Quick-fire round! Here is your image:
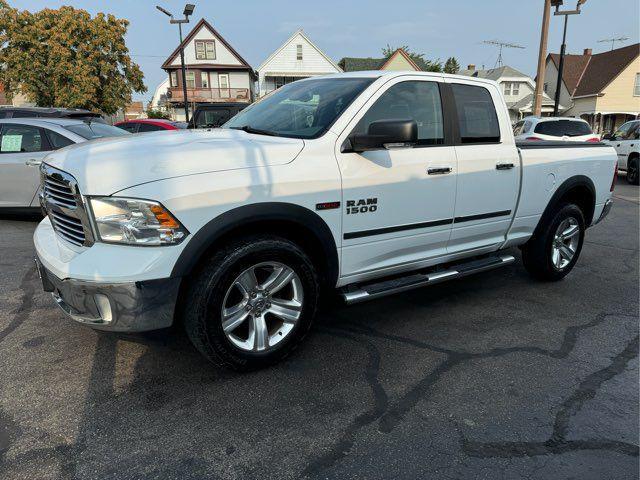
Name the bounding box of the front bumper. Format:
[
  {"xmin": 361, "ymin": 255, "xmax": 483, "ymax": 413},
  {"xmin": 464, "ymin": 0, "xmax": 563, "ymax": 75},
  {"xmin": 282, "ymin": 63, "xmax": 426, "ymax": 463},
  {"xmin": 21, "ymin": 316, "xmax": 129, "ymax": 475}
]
[{"xmin": 35, "ymin": 257, "xmax": 180, "ymax": 332}]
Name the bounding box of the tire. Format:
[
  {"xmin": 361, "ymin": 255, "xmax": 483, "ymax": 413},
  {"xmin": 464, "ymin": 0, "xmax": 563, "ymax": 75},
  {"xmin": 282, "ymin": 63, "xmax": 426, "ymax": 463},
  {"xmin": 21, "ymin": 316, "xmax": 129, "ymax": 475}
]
[
  {"xmin": 627, "ymin": 157, "xmax": 639, "ymax": 185},
  {"xmin": 522, "ymin": 203, "xmax": 585, "ymax": 281},
  {"xmin": 184, "ymin": 235, "xmax": 319, "ymax": 371}
]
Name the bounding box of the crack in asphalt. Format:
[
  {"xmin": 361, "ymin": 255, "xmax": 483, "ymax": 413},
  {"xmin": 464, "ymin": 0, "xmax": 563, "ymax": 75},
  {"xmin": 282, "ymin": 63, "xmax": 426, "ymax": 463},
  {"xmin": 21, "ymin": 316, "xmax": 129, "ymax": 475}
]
[
  {"xmin": 461, "ymin": 336, "xmax": 639, "ymax": 459},
  {"xmin": 302, "ymin": 312, "xmax": 638, "ymax": 477},
  {"xmin": 0, "ymin": 266, "xmax": 36, "ymax": 344}
]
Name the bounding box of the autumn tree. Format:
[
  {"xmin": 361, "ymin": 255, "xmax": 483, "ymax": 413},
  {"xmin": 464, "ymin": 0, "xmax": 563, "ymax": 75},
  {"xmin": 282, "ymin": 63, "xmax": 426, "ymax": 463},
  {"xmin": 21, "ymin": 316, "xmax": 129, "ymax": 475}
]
[
  {"xmin": 0, "ymin": 1, "xmax": 146, "ymax": 114},
  {"xmin": 444, "ymin": 57, "xmax": 461, "ymax": 74},
  {"xmin": 382, "ymin": 44, "xmax": 443, "ymax": 72}
]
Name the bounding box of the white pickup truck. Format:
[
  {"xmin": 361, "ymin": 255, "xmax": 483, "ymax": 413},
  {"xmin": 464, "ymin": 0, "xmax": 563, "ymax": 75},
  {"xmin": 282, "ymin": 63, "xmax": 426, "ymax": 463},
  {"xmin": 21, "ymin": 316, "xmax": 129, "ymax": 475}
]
[{"xmin": 34, "ymin": 72, "xmax": 617, "ymax": 370}]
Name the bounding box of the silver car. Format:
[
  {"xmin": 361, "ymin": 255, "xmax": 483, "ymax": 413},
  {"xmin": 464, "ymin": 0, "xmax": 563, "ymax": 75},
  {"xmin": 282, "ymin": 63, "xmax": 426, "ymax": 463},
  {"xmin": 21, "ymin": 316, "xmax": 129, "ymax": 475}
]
[{"xmin": 0, "ymin": 118, "xmax": 129, "ymax": 214}]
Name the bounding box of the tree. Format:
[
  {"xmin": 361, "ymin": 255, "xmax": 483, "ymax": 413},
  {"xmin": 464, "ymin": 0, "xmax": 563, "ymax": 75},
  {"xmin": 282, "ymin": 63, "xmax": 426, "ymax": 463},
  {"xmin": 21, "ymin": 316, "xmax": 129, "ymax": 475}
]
[
  {"xmin": 0, "ymin": 1, "xmax": 146, "ymax": 114},
  {"xmin": 146, "ymin": 108, "xmax": 171, "ymax": 120},
  {"xmin": 382, "ymin": 44, "xmax": 442, "ymax": 72},
  {"xmin": 444, "ymin": 57, "xmax": 461, "ymax": 74}
]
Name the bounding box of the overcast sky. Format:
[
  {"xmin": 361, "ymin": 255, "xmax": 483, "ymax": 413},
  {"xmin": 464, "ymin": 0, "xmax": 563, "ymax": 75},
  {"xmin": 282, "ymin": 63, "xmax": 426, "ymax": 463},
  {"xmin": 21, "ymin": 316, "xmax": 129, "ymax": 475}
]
[{"xmin": 9, "ymin": 0, "xmax": 640, "ymax": 102}]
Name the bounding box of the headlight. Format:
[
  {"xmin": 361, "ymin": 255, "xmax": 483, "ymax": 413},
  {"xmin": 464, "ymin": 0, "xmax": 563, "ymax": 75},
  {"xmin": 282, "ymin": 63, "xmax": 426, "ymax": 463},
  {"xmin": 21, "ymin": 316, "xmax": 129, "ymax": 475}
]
[{"xmin": 89, "ymin": 197, "xmax": 188, "ymax": 245}]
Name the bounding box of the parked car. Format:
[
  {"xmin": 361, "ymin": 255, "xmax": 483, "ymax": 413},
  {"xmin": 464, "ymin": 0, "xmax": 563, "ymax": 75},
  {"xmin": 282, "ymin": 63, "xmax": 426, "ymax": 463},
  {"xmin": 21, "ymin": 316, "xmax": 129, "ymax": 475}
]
[
  {"xmin": 189, "ymin": 103, "xmax": 248, "ymax": 129},
  {"xmin": 0, "ymin": 118, "xmax": 129, "ymax": 214},
  {"xmin": 0, "ymin": 107, "xmax": 105, "ymax": 123},
  {"xmin": 115, "ymin": 118, "xmax": 188, "ymax": 133},
  {"xmin": 34, "ymin": 72, "xmax": 616, "ymax": 370},
  {"xmin": 513, "ymin": 116, "xmax": 599, "ymax": 142},
  {"xmin": 602, "ymin": 120, "xmax": 639, "ymax": 185}
]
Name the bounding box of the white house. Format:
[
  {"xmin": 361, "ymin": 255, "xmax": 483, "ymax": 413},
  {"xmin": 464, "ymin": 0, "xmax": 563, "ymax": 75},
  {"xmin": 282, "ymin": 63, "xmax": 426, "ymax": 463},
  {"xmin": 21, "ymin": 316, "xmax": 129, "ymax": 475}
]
[
  {"xmin": 149, "ymin": 77, "xmax": 170, "ymax": 113},
  {"xmin": 459, "ymin": 65, "xmax": 561, "ymax": 122},
  {"xmin": 161, "ymin": 18, "xmax": 256, "ymax": 121},
  {"xmin": 256, "ymin": 30, "xmax": 342, "ymax": 98}
]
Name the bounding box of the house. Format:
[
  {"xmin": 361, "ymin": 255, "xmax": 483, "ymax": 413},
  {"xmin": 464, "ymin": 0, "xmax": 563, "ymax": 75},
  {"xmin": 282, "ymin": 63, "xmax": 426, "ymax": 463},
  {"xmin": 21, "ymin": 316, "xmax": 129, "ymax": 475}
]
[
  {"xmin": 459, "ymin": 65, "xmax": 560, "ymax": 123},
  {"xmin": 256, "ymin": 30, "xmax": 342, "ymax": 97},
  {"xmin": 161, "ymin": 18, "xmax": 256, "ymax": 121},
  {"xmin": 124, "ymin": 101, "xmax": 145, "ymax": 120},
  {"xmin": 338, "ymin": 48, "xmax": 425, "ymax": 72},
  {"xmin": 148, "ymin": 78, "xmax": 171, "ymax": 113},
  {"xmin": 543, "ymin": 44, "xmax": 640, "ymax": 133}
]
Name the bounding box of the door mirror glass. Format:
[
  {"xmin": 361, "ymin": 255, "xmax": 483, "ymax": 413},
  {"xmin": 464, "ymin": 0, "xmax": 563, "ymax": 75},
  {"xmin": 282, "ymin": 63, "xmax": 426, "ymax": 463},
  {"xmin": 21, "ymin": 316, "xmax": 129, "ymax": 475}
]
[{"xmin": 346, "ymin": 119, "xmax": 418, "ymax": 153}]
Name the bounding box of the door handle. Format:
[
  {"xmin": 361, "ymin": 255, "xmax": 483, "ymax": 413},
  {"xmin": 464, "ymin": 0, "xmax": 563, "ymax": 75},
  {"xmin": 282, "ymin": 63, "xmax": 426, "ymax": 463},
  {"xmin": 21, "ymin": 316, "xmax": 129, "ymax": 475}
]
[
  {"xmin": 496, "ymin": 163, "xmax": 515, "ymax": 170},
  {"xmin": 427, "ymin": 167, "xmax": 452, "ymax": 175},
  {"xmin": 25, "ymin": 159, "xmax": 42, "ymax": 167}
]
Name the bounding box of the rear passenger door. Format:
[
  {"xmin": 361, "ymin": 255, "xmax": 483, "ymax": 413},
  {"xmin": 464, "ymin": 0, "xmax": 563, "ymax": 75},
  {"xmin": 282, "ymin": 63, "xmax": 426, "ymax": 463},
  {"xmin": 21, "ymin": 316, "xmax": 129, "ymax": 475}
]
[{"xmin": 445, "ymin": 80, "xmax": 520, "ymax": 253}]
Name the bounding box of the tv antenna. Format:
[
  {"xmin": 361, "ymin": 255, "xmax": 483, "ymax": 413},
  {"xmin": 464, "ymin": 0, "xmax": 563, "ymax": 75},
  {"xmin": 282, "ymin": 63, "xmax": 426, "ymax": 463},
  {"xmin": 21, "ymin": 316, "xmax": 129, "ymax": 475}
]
[
  {"xmin": 597, "ymin": 36, "xmax": 629, "ymax": 51},
  {"xmin": 482, "ymin": 40, "xmax": 525, "ymax": 68}
]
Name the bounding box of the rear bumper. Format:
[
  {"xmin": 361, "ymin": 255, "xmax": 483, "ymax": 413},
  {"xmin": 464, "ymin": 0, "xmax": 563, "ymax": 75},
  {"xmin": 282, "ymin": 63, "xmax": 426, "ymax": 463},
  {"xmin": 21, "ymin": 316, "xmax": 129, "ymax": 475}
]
[{"xmin": 35, "ymin": 257, "xmax": 180, "ymax": 332}]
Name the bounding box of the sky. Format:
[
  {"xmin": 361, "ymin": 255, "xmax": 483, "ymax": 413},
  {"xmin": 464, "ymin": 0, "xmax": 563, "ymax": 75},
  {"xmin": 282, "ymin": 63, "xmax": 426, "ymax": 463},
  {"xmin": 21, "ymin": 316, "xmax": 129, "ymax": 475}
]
[{"xmin": 8, "ymin": 0, "xmax": 640, "ymax": 102}]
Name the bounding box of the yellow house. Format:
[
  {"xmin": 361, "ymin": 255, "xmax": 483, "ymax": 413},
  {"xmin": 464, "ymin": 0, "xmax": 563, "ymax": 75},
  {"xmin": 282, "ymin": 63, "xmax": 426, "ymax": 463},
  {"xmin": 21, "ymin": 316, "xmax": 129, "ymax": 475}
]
[
  {"xmin": 544, "ymin": 43, "xmax": 640, "ymax": 133},
  {"xmin": 338, "ymin": 49, "xmax": 423, "ymax": 72}
]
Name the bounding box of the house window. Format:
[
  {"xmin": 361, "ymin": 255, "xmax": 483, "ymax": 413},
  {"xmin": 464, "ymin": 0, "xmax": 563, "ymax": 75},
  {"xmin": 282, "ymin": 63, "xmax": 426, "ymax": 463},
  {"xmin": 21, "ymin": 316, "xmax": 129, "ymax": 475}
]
[
  {"xmin": 185, "ymin": 72, "xmax": 195, "ymax": 89},
  {"xmin": 634, "ymin": 73, "xmax": 640, "ymax": 96},
  {"xmin": 504, "ymin": 82, "xmax": 520, "ymax": 97},
  {"xmin": 170, "ymin": 71, "xmax": 178, "ymax": 87},
  {"xmin": 503, "ymin": 83, "xmax": 511, "ymax": 96},
  {"xmin": 512, "ymin": 82, "xmax": 520, "ymax": 96},
  {"xmin": 273, "ymin": 76, "xmax": 301, "ymax": 89},
  {"xmin": 195, "ymin": 40, "xmax": 215, "ymax": 60},
  {"xmin": 201, "ymin": 72, "xmax": 209, "ymax": 89},
  {"xmin": 543, "ymin": 82, "xmax": 548, "ymax": 93},
  {"xmin": 296, "ymin": 44, "xmax": 303, "ymax": 61}
]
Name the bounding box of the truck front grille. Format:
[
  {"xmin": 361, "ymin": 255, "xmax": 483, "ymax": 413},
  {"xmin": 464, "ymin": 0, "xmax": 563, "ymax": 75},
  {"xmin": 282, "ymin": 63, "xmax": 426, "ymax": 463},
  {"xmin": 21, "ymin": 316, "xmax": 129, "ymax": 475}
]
[{"xmin": 40, "ymin": 165, "xmax": 94, "ymax": 247}]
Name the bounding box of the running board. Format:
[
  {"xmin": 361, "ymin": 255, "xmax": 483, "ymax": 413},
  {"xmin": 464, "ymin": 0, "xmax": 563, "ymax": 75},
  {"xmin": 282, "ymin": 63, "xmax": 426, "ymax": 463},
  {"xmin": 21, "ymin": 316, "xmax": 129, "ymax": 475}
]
[{"xmin": 341, "ymin": 254, "xmax": 516, "ymax": 305}]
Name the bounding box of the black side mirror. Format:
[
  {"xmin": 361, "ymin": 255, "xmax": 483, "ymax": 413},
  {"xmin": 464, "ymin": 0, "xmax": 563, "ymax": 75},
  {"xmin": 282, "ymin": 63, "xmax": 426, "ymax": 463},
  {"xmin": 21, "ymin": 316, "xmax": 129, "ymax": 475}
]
[
  {"xmin": 602, "ymin": 133, "xmax": 614, "ymax": 141},
  {"xmin": 344, "ymin": 119, "xmax": 418, "ymax": 153}
]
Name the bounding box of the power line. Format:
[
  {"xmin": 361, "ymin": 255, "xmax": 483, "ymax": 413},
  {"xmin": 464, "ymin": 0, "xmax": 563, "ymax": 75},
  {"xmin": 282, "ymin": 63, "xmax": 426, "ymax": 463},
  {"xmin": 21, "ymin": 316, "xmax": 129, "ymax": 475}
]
[{"xmin": 482, "ymin": 40, "xmax": 525, "ymax": 68}]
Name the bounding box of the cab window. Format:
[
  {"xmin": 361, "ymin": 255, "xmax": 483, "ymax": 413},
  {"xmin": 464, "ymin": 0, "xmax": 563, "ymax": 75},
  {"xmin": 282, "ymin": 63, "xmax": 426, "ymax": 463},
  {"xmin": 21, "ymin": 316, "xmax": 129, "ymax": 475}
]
[{"xmin": 451, "ymin": 84, "xmax": 501, "ymax": 143}]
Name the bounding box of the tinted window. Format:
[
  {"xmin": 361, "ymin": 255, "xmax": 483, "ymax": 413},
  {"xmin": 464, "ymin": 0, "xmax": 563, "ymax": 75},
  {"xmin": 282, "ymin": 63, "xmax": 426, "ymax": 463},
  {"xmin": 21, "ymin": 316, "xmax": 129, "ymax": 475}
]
[
  {"xmin": 65, "ymin": 123, "xmax": 130, "ymax": 139},
  {"xmin": 12, "ymin": 111, "xmax": 35, "ymax": 118},
  {"xmin": 196, "ymin": 109, "xmax": 232, "ymax": 128},
  {"xmin": 45, "ymin": 129, "xmax": 74, "ymax": 149},
  {"xmin": 117, "ymin": 123, "xmax": 139, "ymax": 133},
  {"xmin": 535, "ymin": 120, "xmax": 592, "ymax": 137},
  {"xmin": 0, "ymin": 125, "xmax": 43, "ymax": 153},
  {"xmin": 225, "ymin": 78, "xmax": 374, "ymax": 139},
  {"xmin": 613, "ymin": 122, "xmax": 639, "ymax": 140},
  {"xmin": 451, "ymin": 84, "xmax": 500, "ymax": 143},
  {"xmin": 353, "ymin": 81, "xmax": 444, "ymax": 145},
  {"xmin": 0, "ymin": 111, "xmax": 8, "ymax": 119},
  {"xmin": 138, "ymin": 123, "xmax": 165, "ymax": 132}
]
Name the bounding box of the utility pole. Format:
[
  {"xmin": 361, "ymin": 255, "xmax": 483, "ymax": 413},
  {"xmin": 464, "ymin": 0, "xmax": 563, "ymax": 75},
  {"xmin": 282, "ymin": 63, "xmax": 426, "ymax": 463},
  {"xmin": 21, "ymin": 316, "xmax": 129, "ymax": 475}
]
[{"xmin": 533, "ymin": 0, "xmax": 552, "ymax": 116}]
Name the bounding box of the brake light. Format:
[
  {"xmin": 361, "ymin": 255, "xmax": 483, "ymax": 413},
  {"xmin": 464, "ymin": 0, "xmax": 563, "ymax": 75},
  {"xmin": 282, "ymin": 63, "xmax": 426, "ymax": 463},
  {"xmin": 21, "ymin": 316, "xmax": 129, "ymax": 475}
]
[
  {"xmin": 611, "ymin": 161, "xmax": 618, "ymax": 192},
  {"xmin": 586, "ymin": 137, "xmax": 600, "ymax": 143},
  {"xmin": 526, "ymin": 136, "xmax": 543, "ymax": 141}
]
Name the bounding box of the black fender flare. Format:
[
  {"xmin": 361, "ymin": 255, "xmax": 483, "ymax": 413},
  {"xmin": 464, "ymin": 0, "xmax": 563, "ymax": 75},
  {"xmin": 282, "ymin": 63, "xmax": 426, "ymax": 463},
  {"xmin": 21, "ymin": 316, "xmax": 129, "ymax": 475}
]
[
  {"xmin": 534, "ymin": 175, "xmax": 596, "ymax": 236},
  {"xmin": 171, "ymin": 202, "xmax": 339, "ymax": 285}
]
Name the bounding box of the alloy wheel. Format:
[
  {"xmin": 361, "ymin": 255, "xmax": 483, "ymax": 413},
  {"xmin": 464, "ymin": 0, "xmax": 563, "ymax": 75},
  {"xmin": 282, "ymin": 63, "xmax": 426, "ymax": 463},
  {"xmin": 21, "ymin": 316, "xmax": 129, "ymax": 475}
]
[{"xmin": 551, "ymin": 217, "xmax": 580, "ymax": 270}]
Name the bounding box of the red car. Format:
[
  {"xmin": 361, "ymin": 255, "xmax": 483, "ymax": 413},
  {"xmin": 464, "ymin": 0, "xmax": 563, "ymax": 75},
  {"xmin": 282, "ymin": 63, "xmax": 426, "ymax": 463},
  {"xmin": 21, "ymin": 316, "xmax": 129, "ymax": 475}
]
[{"xmin": 114, "ymin": 118, "xmax": 187, "ymax": 133}]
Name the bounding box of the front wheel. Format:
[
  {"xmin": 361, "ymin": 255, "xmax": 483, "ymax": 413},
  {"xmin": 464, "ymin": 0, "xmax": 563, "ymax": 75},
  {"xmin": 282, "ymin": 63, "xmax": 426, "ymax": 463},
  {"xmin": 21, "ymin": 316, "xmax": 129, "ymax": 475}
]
[
  {"xmin": 522, "ymin": 203, "xmax": 585, "ymax": 281},
  {"xmin": 184, "ymin": 235, "xmax": 319, "ymax": 371},
  {"xmin": 627, "ymin": 157, "xmax": 639, "ymax": 185}
]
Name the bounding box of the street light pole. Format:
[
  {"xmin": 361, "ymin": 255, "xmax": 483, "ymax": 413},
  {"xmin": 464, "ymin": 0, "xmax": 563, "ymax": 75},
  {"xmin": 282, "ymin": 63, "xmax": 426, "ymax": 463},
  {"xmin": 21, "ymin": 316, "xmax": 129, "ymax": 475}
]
[{"xmin": 156, "ymin": 4, "xmax": 195, "ymax": 123}]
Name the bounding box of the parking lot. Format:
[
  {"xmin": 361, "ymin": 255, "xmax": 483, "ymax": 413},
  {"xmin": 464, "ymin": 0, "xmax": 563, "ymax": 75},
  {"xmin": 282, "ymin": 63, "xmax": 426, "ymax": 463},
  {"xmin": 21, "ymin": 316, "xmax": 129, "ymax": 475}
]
[{"xmin": 0, "ymin": 181, "xmax": 638, "ymax": 480}]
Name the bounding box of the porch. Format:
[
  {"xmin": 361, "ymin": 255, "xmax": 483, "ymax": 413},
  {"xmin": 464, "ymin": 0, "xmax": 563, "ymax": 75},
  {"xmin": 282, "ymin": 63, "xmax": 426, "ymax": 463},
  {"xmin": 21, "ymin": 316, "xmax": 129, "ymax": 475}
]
[
  {"xmin": 579, "ymin": 112, "xmax": 640, "ymax": 134},
  {"xmin": 168, "ymin": 87, "xmax": 251, "ymax": 104}
]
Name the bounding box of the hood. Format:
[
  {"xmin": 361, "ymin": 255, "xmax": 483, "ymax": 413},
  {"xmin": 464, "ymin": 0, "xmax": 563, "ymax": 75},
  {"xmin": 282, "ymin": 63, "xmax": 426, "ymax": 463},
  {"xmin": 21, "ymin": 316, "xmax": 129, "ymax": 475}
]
[{"xmin": 44, "ymin": 129, "xmax": 304, "ymax": 195}]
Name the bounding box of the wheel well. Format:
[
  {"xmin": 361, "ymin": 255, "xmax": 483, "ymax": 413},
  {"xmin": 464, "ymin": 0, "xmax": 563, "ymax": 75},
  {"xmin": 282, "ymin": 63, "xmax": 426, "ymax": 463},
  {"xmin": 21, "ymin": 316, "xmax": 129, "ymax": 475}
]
[
  {"xmin": 556, "ymin": 184, "xmax": 595, "ymax": 225},
  {"xmin": 629, "ymin": 152, "xmax": 639, "ymax": 163}
]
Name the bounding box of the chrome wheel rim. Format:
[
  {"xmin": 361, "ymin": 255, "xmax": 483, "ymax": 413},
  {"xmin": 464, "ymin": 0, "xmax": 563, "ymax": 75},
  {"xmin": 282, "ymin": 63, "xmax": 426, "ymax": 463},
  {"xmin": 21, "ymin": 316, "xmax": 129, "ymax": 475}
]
[
  {"xmin": 221, "ymin": 262, "xmax": 303, "ymax": 352},
  {"xmin": 551, "ymin": 217, "xmax": 580, "ymax": 270}
]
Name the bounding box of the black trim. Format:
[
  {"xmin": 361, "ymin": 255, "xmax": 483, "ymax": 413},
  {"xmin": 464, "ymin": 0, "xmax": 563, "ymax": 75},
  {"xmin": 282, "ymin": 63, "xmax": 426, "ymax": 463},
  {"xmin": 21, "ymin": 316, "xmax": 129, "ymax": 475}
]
[
  {"xmin": 534, "ymin": 175, "xmax": 596, "ymax": 230},
  {"xmin": 440, "ymin": 82, "xmax": 461, "ymax": 145},
  {"xmin": 344, "ymin": 218, "xmax": 453, "ymax": 240},
  {"xmin": 454, "ymin": 210, "xmax": 511, "ymax": 223},
  {"xmin": 517, "ymin": 141, "xmax": 608, "ymax": 149},
  {"xmin": 170, "ymin": 202, "xmax": 339, "ymax": 286}
]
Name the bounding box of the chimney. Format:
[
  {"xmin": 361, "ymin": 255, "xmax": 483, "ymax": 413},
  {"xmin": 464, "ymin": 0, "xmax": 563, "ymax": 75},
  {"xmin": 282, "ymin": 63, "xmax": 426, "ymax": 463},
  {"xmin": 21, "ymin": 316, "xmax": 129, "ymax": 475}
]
[
  {"xmin": 583, "ymin": 48, "xmax": 592, "ymax": 56},
  {"xmin": 467, "ymin": 64, "xmax": 476, "ymax": 71}
]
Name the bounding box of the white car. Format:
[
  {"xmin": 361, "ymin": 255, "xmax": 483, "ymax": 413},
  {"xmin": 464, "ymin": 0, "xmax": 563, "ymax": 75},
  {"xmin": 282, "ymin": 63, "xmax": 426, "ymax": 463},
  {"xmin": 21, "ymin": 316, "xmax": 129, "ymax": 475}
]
[
  {"xmin": 602, "ymin": 120, "xmax": 639, "ymax": 185},
  {"xmin": 33, "ymin": 72, "xmax": 617, "ymax": 370},
  {"xmin": 0, "ymin": 118, "xmax": 129, "ymax": 214},
  {"xmin": 513, "ymin": 116, "xmax": 599, "ymax": 143}
]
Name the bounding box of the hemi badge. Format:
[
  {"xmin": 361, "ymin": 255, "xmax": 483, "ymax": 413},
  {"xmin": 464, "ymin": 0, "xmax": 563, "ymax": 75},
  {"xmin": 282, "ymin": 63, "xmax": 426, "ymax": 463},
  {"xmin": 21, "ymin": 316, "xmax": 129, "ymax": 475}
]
[{"xmin": 316, "ymin": 201, "xmax": 341, "ymax": 211}]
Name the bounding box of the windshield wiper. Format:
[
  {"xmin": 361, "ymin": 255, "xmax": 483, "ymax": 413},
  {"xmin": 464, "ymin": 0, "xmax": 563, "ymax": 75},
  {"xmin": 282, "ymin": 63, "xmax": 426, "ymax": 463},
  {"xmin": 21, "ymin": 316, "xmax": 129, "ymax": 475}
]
[{"xmin": 229, "ymin": 125, "xmax": 280, "ymax": 137}]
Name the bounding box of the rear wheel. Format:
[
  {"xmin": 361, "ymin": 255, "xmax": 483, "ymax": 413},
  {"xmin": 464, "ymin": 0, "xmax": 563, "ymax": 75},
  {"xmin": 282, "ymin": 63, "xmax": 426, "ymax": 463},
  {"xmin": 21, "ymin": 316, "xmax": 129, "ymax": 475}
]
[
  {"xmin": 184, "ymin": 235, "xmax": 319, "ymax": 371},
  {"xmin": 522, "ymin": 203, "xmax": 585, "ymax": 281},
  {"xmin": 627, "ymin": 157, "xmax": 639, "ymax": 185}
]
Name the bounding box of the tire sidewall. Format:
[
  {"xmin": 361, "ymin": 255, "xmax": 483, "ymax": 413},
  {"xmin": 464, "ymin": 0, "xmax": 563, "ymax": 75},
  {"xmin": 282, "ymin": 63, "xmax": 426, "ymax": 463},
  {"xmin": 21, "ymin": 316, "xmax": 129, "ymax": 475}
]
[
  {"xmin": 627, "ymin": 158, "xmax": 639, "ymax": 185},
  {"xmin": 543, "ymin": 204, "xmax": 585, "ymax": 279},
  {"xmin": 199, "ymin": 238, "xmax": 318, "ymax": 368}
]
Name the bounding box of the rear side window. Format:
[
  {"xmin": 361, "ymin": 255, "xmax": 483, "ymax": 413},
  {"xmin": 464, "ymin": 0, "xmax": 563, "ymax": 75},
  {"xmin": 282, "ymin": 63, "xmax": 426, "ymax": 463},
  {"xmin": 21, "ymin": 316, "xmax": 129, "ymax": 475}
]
[
  {"xmin": 45, "ymin": 129, "xmax": 74, "ymax": 149},
  {"xmin": 354, "ymin": 81, "xmax": 445, "ymax": 145},
  {"xmin": 196, "ymin": 109, "xmax": 232, "ymax": 128},
  {"xmin": 138, "ymin": 123, "xmax": 165, "ymax": 132},
  {"xmin": 535, "ymin": 120, "xmax": 592, "ymax": 137},
  {"xmin": 451, "ymin": 84, "xmax": 500, "ymax": 143},
  {"xmin": 0, "ymin": 124, "xmax": 44, "ymax": 152}
]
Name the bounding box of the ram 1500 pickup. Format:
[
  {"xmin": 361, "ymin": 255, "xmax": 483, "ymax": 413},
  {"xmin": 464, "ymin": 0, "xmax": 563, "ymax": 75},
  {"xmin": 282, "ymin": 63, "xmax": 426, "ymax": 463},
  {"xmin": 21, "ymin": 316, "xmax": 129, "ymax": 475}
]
[{"xmin": 34, "ymin": 72, "xmax": 617, "ymax": 370}]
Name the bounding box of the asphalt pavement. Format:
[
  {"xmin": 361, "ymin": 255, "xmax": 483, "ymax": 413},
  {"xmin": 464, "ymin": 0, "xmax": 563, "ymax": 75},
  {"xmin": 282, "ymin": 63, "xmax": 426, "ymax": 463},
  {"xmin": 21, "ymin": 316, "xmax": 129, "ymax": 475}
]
[{"xmin": 0, "ymin": 182, "xmax": 638, "ymax": 480}]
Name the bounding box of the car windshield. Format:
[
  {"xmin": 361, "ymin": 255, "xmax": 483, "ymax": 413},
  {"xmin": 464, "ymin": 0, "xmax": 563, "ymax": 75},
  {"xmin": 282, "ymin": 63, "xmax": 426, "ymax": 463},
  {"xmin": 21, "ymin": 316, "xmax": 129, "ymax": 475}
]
[
  {"xmin": 65, "ymin": 122, "xmax": 130, "ymax": 140},
  {"xmin": 224, "ymin": 77, "xmax": 374, "ymax": 139}
]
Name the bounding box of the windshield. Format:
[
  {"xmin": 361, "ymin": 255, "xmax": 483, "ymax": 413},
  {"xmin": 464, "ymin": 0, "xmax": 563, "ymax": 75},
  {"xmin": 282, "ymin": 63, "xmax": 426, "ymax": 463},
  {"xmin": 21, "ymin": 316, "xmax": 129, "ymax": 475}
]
[
  {"xmin": 65, "ymin": 123, "xmax": 130, "ymax": 140},
  {"xmin": 224, "ymin": 77, "xmax": 374, "ymax": 139}
]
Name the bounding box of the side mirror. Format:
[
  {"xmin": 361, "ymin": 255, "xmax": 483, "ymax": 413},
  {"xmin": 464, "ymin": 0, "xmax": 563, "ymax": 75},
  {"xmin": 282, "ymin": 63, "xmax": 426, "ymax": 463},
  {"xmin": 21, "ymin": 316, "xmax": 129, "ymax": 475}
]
[
  {"xmin": 602, "ymin": 133, "xmax": 614, "ymax": 141},
  {"xmin": 344, "ymin": 119, "xmax": 418, "ymax": 153}
]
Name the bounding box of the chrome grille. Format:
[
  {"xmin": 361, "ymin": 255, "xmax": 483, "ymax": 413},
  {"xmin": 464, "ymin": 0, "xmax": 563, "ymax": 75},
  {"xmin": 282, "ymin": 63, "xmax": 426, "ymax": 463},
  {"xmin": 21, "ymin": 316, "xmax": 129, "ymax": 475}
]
[{"xmin": 40, "ymin": 165, "xmax": 94, "ymax": 247}]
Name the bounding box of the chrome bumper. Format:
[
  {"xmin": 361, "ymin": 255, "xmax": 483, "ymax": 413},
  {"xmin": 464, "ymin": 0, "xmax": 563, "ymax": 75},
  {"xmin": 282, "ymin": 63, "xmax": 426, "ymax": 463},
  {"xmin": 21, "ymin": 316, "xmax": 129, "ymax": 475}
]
[
  {"xmin": 35, "ymin": 258, "xmax": 180, "ymax": 332},
  {"xmin": 593, "ymin": 198, "xmax": 613, "ymax": 225}
]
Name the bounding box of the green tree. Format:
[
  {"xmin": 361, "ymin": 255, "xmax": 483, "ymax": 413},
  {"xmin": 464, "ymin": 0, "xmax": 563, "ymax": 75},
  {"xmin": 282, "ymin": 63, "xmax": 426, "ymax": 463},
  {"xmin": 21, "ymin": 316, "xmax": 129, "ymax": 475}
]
[
  {"xmin": 444, "ymin": 57, "xmax": 461, "ymax": 74},
  {"xmin": 0, "ymin": 1, "xmax": 146, "ymax": 114},
  {"xmin": 146, "ymin": 108, "xmax": 171, "ymax": 120},
  {"xmin": 382, "ymin": 44, "xmax": 442, "ymax": 72}
]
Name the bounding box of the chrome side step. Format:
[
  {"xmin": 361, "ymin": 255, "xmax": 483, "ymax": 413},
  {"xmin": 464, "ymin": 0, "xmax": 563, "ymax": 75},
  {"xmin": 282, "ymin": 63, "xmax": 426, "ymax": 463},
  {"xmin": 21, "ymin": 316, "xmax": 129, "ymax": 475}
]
[{"xmin": 341, "ymin": 254, "xmax": 516, "ymax": 305}]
